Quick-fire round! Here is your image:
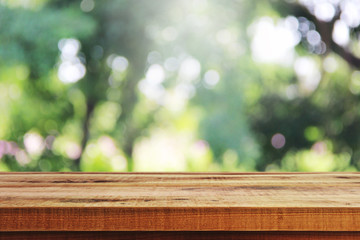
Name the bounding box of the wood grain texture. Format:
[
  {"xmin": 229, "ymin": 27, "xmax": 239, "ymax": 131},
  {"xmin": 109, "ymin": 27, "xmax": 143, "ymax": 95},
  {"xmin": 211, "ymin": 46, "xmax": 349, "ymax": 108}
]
[
  {"xmin": 1, "ymin": 232, "xmax": 360, "ymax": 240},
  {"xmin": 1, "ymin": 172, "xmax": 360, "ymax": 231}
]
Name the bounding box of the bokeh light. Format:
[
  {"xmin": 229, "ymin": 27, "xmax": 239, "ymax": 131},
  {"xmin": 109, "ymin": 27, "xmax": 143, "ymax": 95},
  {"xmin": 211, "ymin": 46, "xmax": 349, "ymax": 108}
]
[
  {"xmin": 1, "ymin": 0, "xmax": 360, "ymax": 173},
  {"xmin": 58, "ymin": 38, "xmax": 86, "ymax": 83},
  {"xmin": 250, "ymin": 16, "xmax": 300, "ymax": 65},
  {"xmin": 271, "ymin": 133, "xmax": 286, "ymax": 149}
]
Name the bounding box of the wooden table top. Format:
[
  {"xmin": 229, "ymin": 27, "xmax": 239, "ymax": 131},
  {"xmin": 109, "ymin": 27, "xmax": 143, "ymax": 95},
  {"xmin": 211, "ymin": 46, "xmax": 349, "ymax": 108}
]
[{"xmin": 1, "ymin": 172, "xmax": 360, "ymax": 231}]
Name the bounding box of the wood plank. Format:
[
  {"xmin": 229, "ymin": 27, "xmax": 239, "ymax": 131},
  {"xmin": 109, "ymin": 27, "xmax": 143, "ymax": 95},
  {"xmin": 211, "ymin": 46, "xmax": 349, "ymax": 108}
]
[
  {"xmin": 1, "ymin": 172, "xmax": 360, "ymax": 231},
  {"xmin": 1, "ymin": 231, "xmax": 360, "ymax": 240}
]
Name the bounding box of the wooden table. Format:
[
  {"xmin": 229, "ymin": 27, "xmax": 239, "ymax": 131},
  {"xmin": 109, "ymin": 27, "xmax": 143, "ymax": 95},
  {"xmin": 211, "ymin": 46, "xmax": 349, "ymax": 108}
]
[{"xmin": 1, "ymin": 172, "xmax": 360, "ymax": 239}]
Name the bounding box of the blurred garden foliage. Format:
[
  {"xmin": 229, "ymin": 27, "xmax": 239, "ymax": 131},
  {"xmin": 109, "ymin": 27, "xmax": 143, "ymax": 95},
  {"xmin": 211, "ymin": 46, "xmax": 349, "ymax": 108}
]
[{"xmin": 1, "ymin": 0, "xmax": 360, "ymax": 172}]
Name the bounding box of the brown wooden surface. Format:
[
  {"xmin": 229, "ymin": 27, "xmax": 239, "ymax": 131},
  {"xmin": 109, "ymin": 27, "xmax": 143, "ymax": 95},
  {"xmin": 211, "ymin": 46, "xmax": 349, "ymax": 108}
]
[
  {"xmin": 1, "ymin": 231, "xmax": 360, "ymax": 240},
  {"xmin": 1, "ymin": 172, "xmax": 360, "ymax": 231}
]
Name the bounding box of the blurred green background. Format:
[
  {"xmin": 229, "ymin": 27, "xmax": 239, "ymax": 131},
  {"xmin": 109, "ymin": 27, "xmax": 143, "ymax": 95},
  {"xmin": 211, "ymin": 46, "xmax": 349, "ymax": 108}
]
[{"xmin": 1, "ymin": 0, "xmax": 360, "ymax": 172}]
